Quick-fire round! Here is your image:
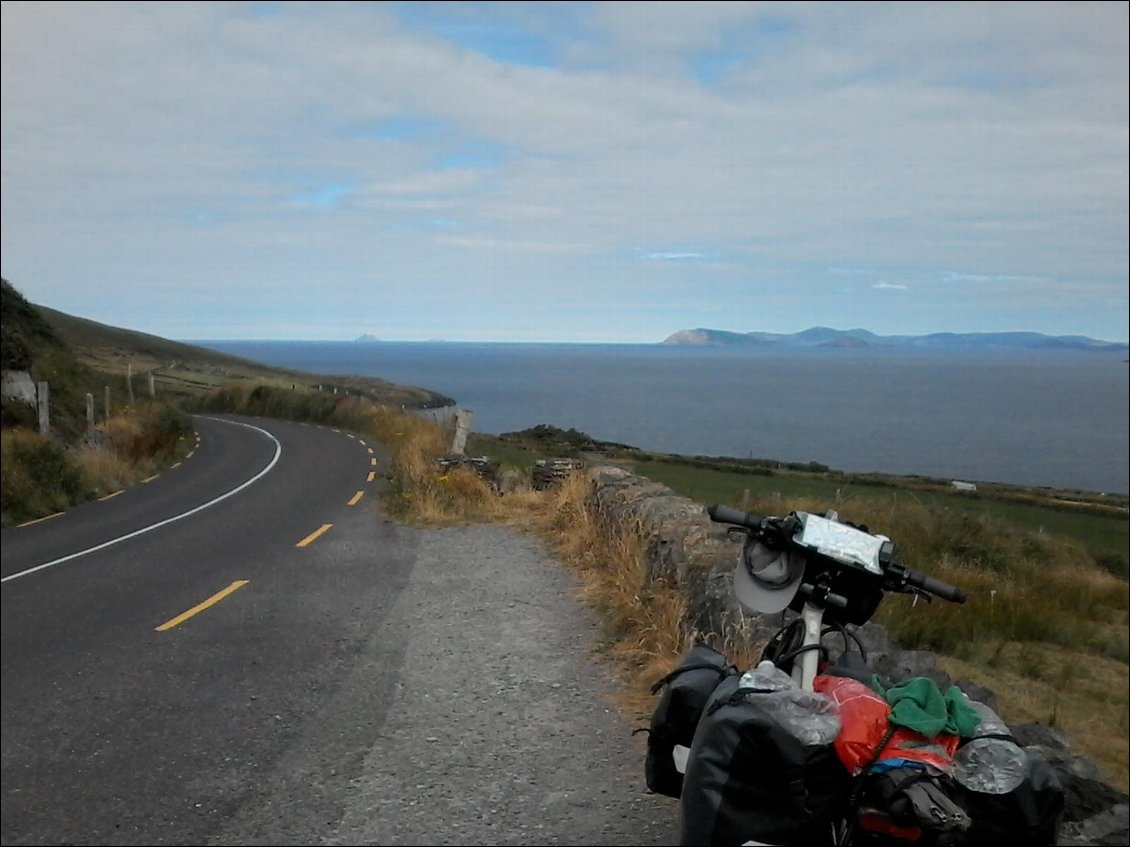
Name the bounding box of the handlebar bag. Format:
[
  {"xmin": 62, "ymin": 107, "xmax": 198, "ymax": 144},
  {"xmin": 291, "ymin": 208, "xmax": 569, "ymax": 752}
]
[
  {"xmin": 678, "ymin": 674, "xmax": 850, "ymax": 846},
  {"xmin": 643, "ymin": 643, "xmax": 739, "ymax": 798}
]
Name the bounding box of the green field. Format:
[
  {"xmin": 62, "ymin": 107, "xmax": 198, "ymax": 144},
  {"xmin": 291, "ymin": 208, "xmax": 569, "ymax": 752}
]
[
  {"xmin": 629, "ymin": 459, "xmax": 1129, "ymax": 569},
  {"xmin": 466, "ymin": 429, "xmax": 1128, "ymax": 575}
]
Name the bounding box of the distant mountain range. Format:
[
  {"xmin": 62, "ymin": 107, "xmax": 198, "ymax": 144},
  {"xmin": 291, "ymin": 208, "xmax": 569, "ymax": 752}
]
[{"xmin": 661, "ymin": 327, "xmax": 1128, "ymax": 351}]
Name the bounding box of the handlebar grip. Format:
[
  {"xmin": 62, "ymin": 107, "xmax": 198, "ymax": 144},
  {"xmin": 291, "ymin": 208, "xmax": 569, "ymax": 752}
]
[
  {"xmin": 905, "ymin": 570, "xmax": 967, "ymax": 603},
  {"xmin": 706, "ymin": 504, "xmax": 764, "ymax": 530}
]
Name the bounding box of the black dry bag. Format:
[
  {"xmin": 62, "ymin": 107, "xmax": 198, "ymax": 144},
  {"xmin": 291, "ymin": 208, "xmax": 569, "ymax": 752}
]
[
  {"xmin": 946, "ymin": 737, "xmax": 1065, "ymax": 846},
  {"xmin": 678, "ymin": 673, "xmax": 850, "ymax": 846},
  {"xmin": 643, "ymin": 643, "xmax": 738, "ymax": 798}
]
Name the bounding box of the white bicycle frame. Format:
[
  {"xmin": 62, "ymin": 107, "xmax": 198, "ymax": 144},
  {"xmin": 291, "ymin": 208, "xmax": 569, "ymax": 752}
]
[{"xmin": 793, "ymin": 602, "xmax": 826, "ymax": 691}]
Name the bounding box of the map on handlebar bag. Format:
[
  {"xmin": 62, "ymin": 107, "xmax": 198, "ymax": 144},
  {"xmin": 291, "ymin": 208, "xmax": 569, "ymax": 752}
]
[{"xmin": 793, "ymin": 512, "xmax": 888, "ymax": 575}]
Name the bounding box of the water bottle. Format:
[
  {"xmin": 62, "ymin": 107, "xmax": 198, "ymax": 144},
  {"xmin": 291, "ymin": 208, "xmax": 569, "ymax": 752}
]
[
  {"xmin": 952, "ymin": 700, "xmax": 1029, "ymax": 794},
  {"xmin": 738, "ymin": 661, "xmax": 841, "ymax": 747}
]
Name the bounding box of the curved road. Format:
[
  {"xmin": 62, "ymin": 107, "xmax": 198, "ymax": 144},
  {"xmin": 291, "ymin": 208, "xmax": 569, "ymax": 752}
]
[
  {"xmin": 1, "ymin": 415, "xmax": 412, "ymax": 846},
  {"xmin": 2, "ymin": 414, "xmax": 675, "ymax": 846}
]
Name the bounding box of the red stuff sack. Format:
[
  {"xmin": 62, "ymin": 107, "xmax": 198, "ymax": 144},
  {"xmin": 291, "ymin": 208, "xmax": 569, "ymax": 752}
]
[{"xmin": 813, "ymin": 675, "xmax": 959, "ymax": 774}]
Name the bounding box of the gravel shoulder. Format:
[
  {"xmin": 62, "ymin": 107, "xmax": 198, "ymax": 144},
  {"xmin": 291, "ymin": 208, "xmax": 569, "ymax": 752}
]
[{"xmin": 327, "ymin": 522, "xmax": 677, "ymax": 846}]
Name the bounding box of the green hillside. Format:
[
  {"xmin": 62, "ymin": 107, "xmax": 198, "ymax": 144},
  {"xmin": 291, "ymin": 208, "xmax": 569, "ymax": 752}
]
[{"xmin": 33, "ymin": 301, "xmax": 453, "ymax": 409}]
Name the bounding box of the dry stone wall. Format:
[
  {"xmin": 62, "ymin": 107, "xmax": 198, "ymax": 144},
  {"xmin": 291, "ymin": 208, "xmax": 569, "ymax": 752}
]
[{"xmin": 582, "ymin": 465, "xmax": 1128, "ymax": 846}]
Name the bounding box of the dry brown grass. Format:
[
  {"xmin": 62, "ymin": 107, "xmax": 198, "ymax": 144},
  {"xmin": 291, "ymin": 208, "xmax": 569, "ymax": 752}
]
[
  {"xmin": 361, "ymin": 405, "xmax": 512, "ymax": 525},
  {"xmin": 72, "ymin": 444, "xmax": 139, "ymax": 496},
  {"xmin": 505, "ymin": 472, "xmax": 735, "ymax": 720}
]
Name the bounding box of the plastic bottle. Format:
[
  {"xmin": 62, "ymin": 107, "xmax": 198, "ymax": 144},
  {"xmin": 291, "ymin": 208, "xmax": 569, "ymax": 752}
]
[
  {"xmin": 952, "ymin": 700, "xmax": 1029, "ymax": 794},
  {"xmin": 738, "ymin": 661, "xmax": 841, "ymax": 746},
  {"xmin": 738, "ymin": 660, "xmax": 796, "ymax": 692}
]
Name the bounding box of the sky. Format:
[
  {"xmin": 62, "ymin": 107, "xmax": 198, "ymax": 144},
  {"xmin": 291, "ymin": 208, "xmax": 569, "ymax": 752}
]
[{"xmin": 2, "ymin": 1, "xmax": 1127, "ymax": 344}]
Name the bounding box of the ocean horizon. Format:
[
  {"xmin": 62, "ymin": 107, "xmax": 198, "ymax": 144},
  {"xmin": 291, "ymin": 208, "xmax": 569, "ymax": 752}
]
[{"xmin": 194, "ymin": 340, "xmax": 1130, "ymax": 496}]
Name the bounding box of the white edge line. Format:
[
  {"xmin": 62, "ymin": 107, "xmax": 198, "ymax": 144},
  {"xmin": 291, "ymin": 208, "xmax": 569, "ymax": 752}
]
[{"xmin": 1, "ymin": 418, "xmax": 282, "ymax": 585}]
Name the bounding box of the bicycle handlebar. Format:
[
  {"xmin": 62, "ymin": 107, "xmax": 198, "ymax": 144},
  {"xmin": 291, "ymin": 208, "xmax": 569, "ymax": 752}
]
[
  {"xmin": 707, "ymin": 504, "xmax": 967, "ymax": 605},
  {"xmin": 706, "ymin": 504, "xmax": 764, "ymax": 530},
  {"xmin": 901, "ymin": 568, "xmax": 967, "ymax": 604}
]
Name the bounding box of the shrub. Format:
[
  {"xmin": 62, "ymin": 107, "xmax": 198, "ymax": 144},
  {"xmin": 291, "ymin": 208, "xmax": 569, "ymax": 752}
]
[{"xmin": 0, "ymin": 428, "xmax": 89, "ymax": 524}]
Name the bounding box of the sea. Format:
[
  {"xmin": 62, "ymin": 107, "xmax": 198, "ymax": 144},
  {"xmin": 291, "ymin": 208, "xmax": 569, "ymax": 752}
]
[{"xmin": 194, "ymin": 340, "xmax": 1130, "ymax": 496}]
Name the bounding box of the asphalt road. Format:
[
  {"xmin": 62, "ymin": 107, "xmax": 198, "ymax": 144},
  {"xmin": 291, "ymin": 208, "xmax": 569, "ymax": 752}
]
[{"xmin": 1, "ymin": 415, "xmax": 676, "ymax": 846}]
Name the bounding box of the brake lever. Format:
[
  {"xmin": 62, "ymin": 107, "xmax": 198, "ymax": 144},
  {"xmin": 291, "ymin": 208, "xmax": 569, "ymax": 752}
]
[{"xmin": 903, "ymin": 586, "xmax": 934, "ymax": 604}]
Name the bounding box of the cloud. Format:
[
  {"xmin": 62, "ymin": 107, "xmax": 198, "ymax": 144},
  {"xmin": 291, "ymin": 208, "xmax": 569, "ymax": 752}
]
[
  {"xmin": 644, "ymin": 252, "xmax": 710, "ymax": 262},
  {"xmin": 1, "ymin": 1, "xmax": 1126, "ymax": 342},
  {"xmin": 873, "ymin": 282, "xmax": 909, "ymax": 291}
]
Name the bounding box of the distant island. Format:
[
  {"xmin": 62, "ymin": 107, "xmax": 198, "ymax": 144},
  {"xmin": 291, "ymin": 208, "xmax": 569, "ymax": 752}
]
[
  {"xmin": 354, "ymin": 334, "xmax": 382, "ymax": 343},
  {"xmin": 661, "ymin": 327, "xmax": 1128, "ymax": 352}
]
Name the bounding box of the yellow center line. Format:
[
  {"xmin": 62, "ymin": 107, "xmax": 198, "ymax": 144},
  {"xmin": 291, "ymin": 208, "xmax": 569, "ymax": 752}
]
[
  {"xmin": 367, "ymin": 471, "xmax": 376, "ymax": 483},
  {"xmin": 155, "ymin": 580, "xmax": 249, "ymax": 632},
  {"xmin": 296, "ymin": 523, "xmax": 333, "ymax": 547},
  {"xmin": 142, "ymin": 473, "xmax": 160, "ymax": 483},
  {"xmin": 370, "ymin": 457, "xmax": 377, "ymax": 467},
  {"xmin": 99, "ymin": 490, "xmax": 124, "ymax": 501},
  {"xmin": 367, "ymin": 447, "xmax": 374, "ymax": 454},
  {"xmin": 347, "ymin": 491, "xmax": 364, "ymax": 506},
  {"xmin": 17, "ymin": 512, "xmax": 63, "ymax": 528},
  {"xmin": 359, "ymin": 440, "xmax": 367, "ymax": 447}
]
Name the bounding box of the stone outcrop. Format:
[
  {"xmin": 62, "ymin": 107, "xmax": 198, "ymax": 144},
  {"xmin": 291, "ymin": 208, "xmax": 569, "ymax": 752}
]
[
  {"xmin": 582, "ymin": 465, "xmax": 1129, "ymax": 846},
  {"xmin": 1, "ymin": 370, "xmax": 37, "ymax": 406}
]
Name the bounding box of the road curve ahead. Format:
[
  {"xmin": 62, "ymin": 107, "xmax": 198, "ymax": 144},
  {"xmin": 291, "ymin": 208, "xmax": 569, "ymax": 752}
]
[
  {"xmin": 1, "ymin": 414, "xmax": 416, "ymax": 846},
  {"xmin": 2, "ymin": 414, "xmax": 675, "ymax": 847}
]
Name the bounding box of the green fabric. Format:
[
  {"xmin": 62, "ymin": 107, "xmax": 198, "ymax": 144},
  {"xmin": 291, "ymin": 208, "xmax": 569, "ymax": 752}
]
[{"xmin": 873, "ymin": 676, "xmax": 983, "ymax": 738}]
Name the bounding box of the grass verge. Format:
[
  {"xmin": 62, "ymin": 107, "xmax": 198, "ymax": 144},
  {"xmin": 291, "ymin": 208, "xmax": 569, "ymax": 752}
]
[{"xmin": 1, "ymin": 402, "xmax": 193, "ymax": 526}]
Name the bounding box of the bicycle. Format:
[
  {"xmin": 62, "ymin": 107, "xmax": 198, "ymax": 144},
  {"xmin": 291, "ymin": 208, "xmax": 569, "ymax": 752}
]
[{"xmin": 651, "ymin": 504, "xmax": 1063, "ymax": 846}]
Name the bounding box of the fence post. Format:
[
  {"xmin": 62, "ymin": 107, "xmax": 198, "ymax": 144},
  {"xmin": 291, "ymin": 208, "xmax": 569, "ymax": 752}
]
[
  {"xmin": 104, "ymin": 385, "xmax": 111, "ymax": 422},
  {"xmin": 450, "ymin": 409, "xmax": 473, "ymax": 455},
  {"xmin": 126, "ymin": 362, "xmax": 135, "ymax": 406},
  {"xmin": 37, "ymin": 381, "xmax": 50, "ymax": 434},
  {"xmin": 86, "ymin": 393, "xmax": 95, "ymax": 438},
  {"xmin": 149, "ymin": 372, "xmax": 156, "ymax": 399}
]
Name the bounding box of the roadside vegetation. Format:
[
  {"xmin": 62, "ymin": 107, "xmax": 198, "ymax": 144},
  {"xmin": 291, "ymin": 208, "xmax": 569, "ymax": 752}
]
[{"xmin": 1, "ymin": 279, "xmax": 194, "ymax": 526}]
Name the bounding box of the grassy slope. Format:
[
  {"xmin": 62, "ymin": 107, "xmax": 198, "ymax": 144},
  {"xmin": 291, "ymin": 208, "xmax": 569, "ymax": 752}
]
[{"xmin": 35, "ymin": 304, "xmax": 453, "ymax": 409}]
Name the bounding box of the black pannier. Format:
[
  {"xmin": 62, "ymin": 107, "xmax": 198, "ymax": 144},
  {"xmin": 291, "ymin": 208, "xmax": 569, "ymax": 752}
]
[
  {"xmin": 678, "ymin": 673, "xmax": 850, "ymax": 846},
  {"xmin": 643, "ymin": 643, "xmax": 738, "ymax": 798},
  {"xmin": 946, "ymin": 740, "xmax": 1065, "ymax": 846}
]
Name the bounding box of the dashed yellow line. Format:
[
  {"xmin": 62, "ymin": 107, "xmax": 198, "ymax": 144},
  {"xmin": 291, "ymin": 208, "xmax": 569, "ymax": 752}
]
[
  {"xmin": 367, "ymin": 471, "xmax": 376, "ymax": 483},
  {"xmin": 370, "ymin": 457, "xmax": 377, "ymax": 467},
  {"xmin": 347, "ymin": 491, "xmax": 364, "ymax": 506},
  {"xmin": 296, "ymin": 523, "xmax": 333, "ymax": 547},
  {"xmin": 99, "ymin": 490, "xmax": 124, "ymax": 502},
  {"xmin": 142, "ymin": 474, "xmax": 160, "ymax": 484},
  {"xmin": 155, "ymin": 580, "xmax": 249, "ymax": 632}
]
